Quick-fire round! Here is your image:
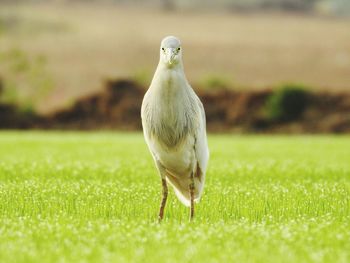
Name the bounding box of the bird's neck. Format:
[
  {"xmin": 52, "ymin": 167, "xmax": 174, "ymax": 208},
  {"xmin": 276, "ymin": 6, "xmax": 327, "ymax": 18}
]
[
  {"xmin": 153, "ymin": 61, "xmax": 187, "ymax": 91},
  {"xmin": 148, "ymin": 61, "xmax": 189, "ymax": 117},
  {"xmin": 157, "ymin": 59, "xmax": 185, "ymax": 72}
]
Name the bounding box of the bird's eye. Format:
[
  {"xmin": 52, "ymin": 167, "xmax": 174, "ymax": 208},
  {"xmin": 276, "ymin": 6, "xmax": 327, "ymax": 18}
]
[
  {"xmin": 161, "ymin": 47, "xmax": 165, "ymax": 51},
  {"xmin": 177, "ymin": 47, "xmax": 181, "ymax": 51}
]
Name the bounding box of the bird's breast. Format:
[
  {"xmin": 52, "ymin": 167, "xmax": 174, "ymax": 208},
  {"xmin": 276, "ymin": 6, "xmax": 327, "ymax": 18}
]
[
  {"xmin": 142, "ymin": 69, "xmax": 198, "ymax": 149},
  {"xmin": 151, "ymin": 104, "xmax": 191, "ymax": 148}
]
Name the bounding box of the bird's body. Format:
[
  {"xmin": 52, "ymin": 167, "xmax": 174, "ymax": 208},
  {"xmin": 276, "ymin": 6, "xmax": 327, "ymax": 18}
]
[{"xmin": 141, "ymin": 36, "xmax": 209, "ymax": 220}]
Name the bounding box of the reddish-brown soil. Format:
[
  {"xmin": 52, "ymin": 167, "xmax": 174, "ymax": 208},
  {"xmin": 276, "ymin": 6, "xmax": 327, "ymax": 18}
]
[{"xmin": 1, "ymin": 79, "xmax": 349, "ymax": 133}]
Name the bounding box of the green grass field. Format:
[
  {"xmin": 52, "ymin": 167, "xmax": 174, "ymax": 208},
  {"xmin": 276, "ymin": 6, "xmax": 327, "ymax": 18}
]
[{"xmin": 0, "ymin": 132, "xmax": 349, "ymax": 262}]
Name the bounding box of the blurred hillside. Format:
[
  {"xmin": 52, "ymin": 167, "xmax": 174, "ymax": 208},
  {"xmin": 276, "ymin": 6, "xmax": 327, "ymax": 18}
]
[
  {"xmin": 1, "ymin": 0, "xmax": 350, "ymax": 16},
  {"xmin": 0, "ymin": 1, "xmax": 349, "ymax": 117}
]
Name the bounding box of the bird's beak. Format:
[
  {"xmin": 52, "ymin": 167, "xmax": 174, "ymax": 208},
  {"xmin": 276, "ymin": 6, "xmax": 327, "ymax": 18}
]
[{"xmin": 165, "ymin": 48, "xmax": 176, "ymax": 65}]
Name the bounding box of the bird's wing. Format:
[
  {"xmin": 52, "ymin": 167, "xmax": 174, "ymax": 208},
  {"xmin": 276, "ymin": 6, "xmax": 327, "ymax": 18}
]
[
  {"xmin": 194, "ymin": 96, "xmax": 209, "ymax": 180},
  {"xmin": 141, "ymin": 89, "xmax": 160, "ymax": 165}
]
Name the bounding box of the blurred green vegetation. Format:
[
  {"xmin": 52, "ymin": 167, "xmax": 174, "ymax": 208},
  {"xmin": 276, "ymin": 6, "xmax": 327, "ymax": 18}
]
[
  {"xmin": 200, "ymin": 74, "xmax": 233, "ymax": 90},
  {"xmin": 0, "ymin": 48, "xmax": 54, "ymax": 112},
  {"xmin": 265, "ymin": 83, "xmax": 310, "ymax": 122},
  {"xmin": 132, "ymin": 68, "xmax": 153, "ymax": 87}
]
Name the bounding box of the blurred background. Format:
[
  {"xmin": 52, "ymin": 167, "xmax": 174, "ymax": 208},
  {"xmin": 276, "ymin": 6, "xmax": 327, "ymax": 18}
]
[{"xmin": 0, "ymin": 0, "xmax": 349, "ymax": 132}]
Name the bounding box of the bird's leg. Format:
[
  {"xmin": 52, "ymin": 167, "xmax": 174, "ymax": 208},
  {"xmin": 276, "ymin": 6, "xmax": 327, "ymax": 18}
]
[
  {"xmin": 189, "ymin": 171, "xmax": 195, "ymax": 221},
  {"xmin": 155, "ymin": 161, "xmax": 168, "ymax": 222},
  {"xmin": 158, "ymin": 177, "xmax": 168, "ymax": 222}
]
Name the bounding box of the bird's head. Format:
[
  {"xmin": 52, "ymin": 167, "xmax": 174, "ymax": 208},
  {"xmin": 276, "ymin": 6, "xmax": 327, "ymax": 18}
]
[{"xmin": 160, "ymin": 36, "xmax": 182, "ymax": 68}]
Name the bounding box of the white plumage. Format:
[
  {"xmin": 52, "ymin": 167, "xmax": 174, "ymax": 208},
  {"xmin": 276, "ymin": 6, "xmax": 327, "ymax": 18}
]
[{"xmin": 141, "ymin": 36, "xmax": 209, "ymax": 220}]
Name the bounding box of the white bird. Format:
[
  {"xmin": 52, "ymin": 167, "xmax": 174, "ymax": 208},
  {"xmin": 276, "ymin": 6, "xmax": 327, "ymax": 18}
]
[{"xmin": 141, "ymin": 36, "xmax": 209, "ymax": 221}]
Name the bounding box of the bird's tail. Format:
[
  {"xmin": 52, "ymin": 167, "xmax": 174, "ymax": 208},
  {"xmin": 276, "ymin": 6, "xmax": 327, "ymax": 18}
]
[{"xmin": 165, "ymin": 165, "xmax": 205, "ymax": 207}]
